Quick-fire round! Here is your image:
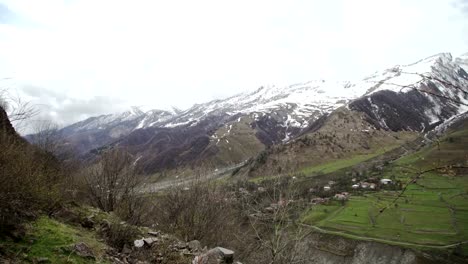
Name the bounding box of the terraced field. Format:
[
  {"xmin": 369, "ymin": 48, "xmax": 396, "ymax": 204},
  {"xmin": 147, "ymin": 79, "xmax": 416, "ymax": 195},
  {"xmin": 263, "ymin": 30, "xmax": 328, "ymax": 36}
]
[{"xmin": 302, "ymin": 120, "xmax": 468, "ymax": 252}]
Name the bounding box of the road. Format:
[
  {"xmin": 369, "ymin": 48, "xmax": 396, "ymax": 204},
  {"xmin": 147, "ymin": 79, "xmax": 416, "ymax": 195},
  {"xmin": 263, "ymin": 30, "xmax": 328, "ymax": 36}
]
[
  {"xmin": 300, "ymin": 223, "xmax": 468, "ymax": 249},
  {"xmin": 139, "ymin": 161, "xmax": 246, "ymax": 193}
]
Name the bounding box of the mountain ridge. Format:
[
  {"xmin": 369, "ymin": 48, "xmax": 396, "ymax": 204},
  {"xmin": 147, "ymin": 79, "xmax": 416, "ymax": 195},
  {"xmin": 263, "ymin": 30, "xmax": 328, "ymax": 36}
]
[{"xmin": 36, "ymin": 52, "xmax": 468, "ymax": 175}]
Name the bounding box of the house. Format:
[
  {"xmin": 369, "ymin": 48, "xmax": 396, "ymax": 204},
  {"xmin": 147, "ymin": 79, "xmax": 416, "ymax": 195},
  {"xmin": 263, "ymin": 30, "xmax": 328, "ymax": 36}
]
[
  {"xmin": 352, "ymin": 184, "xmax": 359, "ymax": 189},
  {"xmin": 380, "ymin": 179, "xmax": 392, "ymax": 185},
  {"xmin": 369, "ymin": 183, "xmax": 376, "ymax": 189},
  {"xmin": 323, "ymin": 186, "xmax": 331, "ymax": 191},
  {"xmin": 361, "ymin": 182, "xmax": 370, "ymax": 189},
  {"xmin": 334, "ymin": 192, "xmax": 350, "ymax": 201},
  {"xmin": 311, "ymin": 197, "xmax": 329, "ymax": 205}
]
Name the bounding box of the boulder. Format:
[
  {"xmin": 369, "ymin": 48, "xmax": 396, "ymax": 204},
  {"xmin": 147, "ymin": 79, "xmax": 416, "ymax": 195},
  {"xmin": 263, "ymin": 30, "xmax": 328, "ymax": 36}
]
[
  {"xmin": 187, "ymin": 240, "xmax": 201, "ymax": 252},
  {"xmin": 192, "ymin": 247, "xmax": 234, "ymax": 264}
]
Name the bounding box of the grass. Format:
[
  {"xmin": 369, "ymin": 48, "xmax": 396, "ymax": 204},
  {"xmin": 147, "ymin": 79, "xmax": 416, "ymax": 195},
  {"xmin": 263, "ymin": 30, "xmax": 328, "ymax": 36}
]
[
  {"xmin": 301, "ymin": 121, "xmax": 468, "ymax": 253},
  {"xmin": 0, "ymin": 216, "xmax": 108, "ymax": 263},
  {"xmin": 300, "ymin": 144, "xmax": 401, "ymax": 176}
]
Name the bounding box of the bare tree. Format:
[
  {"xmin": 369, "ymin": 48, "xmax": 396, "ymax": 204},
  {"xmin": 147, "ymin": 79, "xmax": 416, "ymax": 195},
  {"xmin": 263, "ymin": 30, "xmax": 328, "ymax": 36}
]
[
  {"xmin": 240, "ymin": 177, "xmax": 310, "ymax": 264},
  {"xmin": 154, "ymin": 175, "xmax": 238, "ymax": 244},
  {"xmin": 82, "ymin": 149, "xmax": 141, "ymax": 214},
  {"xmin": 29, "ymin": 120, "xmax": 62, "ymax": 154},
  {"xmin": 0, "ymin": 88, "xmax": 39, "ymax": 131}
]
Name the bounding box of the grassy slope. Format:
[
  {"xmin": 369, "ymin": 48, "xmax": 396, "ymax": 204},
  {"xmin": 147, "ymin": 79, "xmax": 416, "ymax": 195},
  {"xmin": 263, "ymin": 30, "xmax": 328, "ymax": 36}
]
[
  {"xmin": 244, "ymin": 108, "xmax": 419, "ymax": 179},
  {"xmin": 302, "ymin": 120, "xmax": 468, "ymax": 253},
  {"xmin": 0, "ymin": 216, "xmax": 108, "ymax": 263}
]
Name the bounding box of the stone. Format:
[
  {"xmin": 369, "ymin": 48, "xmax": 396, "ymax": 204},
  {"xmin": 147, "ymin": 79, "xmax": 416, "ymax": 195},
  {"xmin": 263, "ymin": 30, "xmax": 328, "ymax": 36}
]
[
  {"xmin": 134, "ymin": 239, "xmax": 145, "ymax": 248},
  {"xmin": 192, "ymin": 247, "xmax": 234, "ymax": 264},
  {"xmin": 187, "ymin": 240, "xmax": 201, "ymax": 252},
  {"xmin": 143, "ymin": 237, "xmax": 158, "ymax": 246},
  {"xmin": 73, "ymin": 242, "xmax": 95, "ymax": 259},
  {"xmin": 122, "ymin": 244, "xmax": 132, "ymax": 255},
  {"xmin": 148, "ymin": 231, "xmax": 160, "ymax": 237},
  {"xmin": 36, "ymin": 257, "xmax": 50, "ymax": 263}
]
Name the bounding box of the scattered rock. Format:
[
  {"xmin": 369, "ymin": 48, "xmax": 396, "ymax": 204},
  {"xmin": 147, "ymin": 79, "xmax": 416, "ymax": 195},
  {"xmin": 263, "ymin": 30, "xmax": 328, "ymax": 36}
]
[
  {"xmin": 35, "ymin": 257, "xmax": 50, "ymax": 263},
  {"xmin": 73, "ymin": 242, "xmax": 95, "ymax": 259},
  {"xmin": 193, "ymin": 247, "xmax": 234, "ymax": 264},
  {"xmin": 122, "ymin": 244, "xmax": 132, "ymax": 255},
  {"xmin": 143, "ymin": 237, "xmax": 158, "ymax": 246},
  {"xmin": 134, "ymin": 239, "xmax": 145, "ymax": 248},
  {"xmin": 148, "ymin": 231, "xmax": 160, "ymax": 237},
  {"xmin": 187, "ymin": 240, "xmax": 201, "ymax": 252},
  {"xmin": 175, "ymin": 242, "xmax": 187, "ymax": 249}
]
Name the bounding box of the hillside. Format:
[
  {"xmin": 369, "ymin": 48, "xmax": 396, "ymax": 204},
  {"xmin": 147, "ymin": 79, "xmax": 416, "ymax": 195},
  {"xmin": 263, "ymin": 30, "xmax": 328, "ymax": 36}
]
[
  {"xmin": 44, "ymin": 52, "xmax": 468, "ymax": 178},
  {"xmin": 300, "ymin": 115, "xmax": 468, "ymax": 257}
]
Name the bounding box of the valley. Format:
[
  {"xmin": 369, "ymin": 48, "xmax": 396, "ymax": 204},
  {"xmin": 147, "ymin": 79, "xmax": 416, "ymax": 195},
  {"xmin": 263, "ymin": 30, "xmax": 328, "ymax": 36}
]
[{"xmin": 2, "ymin": 51, "xmax": 468, "ymax": 263}]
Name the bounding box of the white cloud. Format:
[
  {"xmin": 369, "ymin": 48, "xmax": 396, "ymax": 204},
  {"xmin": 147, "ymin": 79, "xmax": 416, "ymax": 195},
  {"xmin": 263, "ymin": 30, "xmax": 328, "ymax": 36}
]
[{"xmin": 0, "ymin": 0, "xmax": 467, "ymax": 128}]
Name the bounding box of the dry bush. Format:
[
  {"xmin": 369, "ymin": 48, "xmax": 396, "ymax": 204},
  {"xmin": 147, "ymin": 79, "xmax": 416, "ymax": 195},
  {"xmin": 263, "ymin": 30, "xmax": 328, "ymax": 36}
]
[
  {"xmin": 98, "ymin": 219, "xmax": 141, "ymax": 250},
  {"xmin": 81, "ymin": 148, "xmax": 144, "ymax": 224},
  {"xmin": 0, "ymin": 131, "xmax": 64, "ymax": 237},
  {"xmin": 236, "ymin": 177, "xmax": 310, "ymax": 264},
  {"xmin": 152, "ymin": 178, "xmax": 240, "ymax": 246}
]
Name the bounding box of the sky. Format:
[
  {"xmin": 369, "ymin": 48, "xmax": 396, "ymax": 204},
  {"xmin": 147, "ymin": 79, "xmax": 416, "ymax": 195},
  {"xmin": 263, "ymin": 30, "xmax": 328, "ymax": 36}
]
[{"xmin": 0, "ymin": 0, "xmax": 467, "ymax": 131}]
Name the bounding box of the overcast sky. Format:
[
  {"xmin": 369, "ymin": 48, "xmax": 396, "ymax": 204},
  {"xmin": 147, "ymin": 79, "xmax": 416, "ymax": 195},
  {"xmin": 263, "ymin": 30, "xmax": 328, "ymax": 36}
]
[{"xmin": 0, "ymin": 0, "xmax": 467, "ymax": 129}]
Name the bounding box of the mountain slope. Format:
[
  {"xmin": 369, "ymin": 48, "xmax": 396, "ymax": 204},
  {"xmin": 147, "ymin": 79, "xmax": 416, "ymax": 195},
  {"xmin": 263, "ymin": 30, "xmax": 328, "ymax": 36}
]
[{"xmin": 52, "ymin": 52, "xmax": 468, "ymax": 175}]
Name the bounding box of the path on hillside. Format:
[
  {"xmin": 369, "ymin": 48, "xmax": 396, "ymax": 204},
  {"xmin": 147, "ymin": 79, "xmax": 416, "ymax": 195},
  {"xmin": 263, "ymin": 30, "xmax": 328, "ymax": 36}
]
[
  {"xmin": 300, "ymin": 223, "xmax": 468, "ymax": 249},
  {"xmin": 140, "ymin": 161, "xmax": 246, "ymax": 193}
]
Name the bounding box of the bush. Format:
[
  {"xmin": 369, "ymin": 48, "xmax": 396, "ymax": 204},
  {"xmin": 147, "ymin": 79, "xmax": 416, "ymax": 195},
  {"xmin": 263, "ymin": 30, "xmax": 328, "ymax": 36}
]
[
  {"xmin": 0, "ymin": 131, "xmax": 64, "ymax": 237},
  {"xmin": 99, "ymin": 219, "xmax": 141, "ymax": 250}
]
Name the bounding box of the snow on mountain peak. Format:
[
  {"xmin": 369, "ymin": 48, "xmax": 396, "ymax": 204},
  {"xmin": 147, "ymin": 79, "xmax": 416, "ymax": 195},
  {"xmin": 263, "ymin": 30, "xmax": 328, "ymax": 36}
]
[{"xmin": 64, "ymin": 52, "xmax": 468, "ymax": 134}]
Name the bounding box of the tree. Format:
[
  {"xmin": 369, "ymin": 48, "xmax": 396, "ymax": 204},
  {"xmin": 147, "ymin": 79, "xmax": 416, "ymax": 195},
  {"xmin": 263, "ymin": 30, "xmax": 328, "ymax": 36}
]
[
  {"xmin": 0, "ymin": 88, "xmax": 39, "ymax": 132},
  {"xmin": 240, "ymin": 177, "xmax": 309, "ymax": 264},
  {"xmin": 82, "ymin": 148, "xmax": 141, "ymax": 214}
]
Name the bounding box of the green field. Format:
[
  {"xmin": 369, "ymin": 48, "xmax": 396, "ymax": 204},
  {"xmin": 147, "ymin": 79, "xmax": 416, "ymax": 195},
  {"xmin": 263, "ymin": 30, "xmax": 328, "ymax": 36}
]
[
  {"xmin": 302, "ymin": 121, "xmax": 468, "ymax": 252},
  {"xmin": 301, "ymin": 151, "xmax": 384, "ymax": 176}
]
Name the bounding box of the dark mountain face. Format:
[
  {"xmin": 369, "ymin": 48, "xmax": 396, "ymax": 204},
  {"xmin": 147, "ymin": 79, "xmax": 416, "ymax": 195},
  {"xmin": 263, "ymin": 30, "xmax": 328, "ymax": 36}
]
[
  {"xmin": 0, "ymin": 106, "xmax": 16, "ymax": 136},
  {"xmin": 37, "ymin": 52, "xmax": 468, "ymax": 175}
]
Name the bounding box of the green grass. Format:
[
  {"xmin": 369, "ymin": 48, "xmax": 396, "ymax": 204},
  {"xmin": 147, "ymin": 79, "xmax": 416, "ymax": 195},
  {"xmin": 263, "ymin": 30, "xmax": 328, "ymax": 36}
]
[
  {"xmin": 0, "ymin": 216, "xmax": 108, "ymax": 263},
  {"xmin": 301, "ymin": 121, "xmax": 468, "ymax": 253},
  {"xmin": 300, "ymin": 146, "xmax": 396, "ymax": 176}
]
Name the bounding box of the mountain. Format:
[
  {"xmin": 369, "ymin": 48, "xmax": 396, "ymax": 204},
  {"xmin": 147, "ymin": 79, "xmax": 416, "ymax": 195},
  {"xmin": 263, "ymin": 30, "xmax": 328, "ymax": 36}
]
[{"xmin": 51, "ymin": 52, "xmax": 468, "ymax": 175}]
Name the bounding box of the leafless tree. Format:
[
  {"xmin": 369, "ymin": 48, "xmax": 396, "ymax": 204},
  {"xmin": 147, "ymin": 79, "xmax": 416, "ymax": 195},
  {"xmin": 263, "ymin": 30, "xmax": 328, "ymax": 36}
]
[
  {"xmin": 29, "ymin": 120, "xmax": 62, "ymax": 154},
  {"xmin": 240, "ymin": 177, "xmax": 310, "ymax": 264},
  {"xmin": 0, "ymin": 88, "xmax": 39, "ymax": 131},
  {"xmin": 82, "ymin": 148, "xmax": 141, "ymax": 214},
  {"xmin": 153, "ymin": 175, "xmax": 238, "ymax": 244}
]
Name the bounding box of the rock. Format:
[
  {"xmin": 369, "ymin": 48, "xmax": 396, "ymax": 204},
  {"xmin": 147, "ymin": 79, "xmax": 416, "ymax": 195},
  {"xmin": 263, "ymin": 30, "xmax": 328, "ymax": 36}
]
[
  {"xmin": 192, "ymin": 247, "xmax": 234, "ymax": 264},
  {"xmin": 148, "ymin": 231, "xmax": 160, "ymax": 237},
  {"xmin": 134, "ymin": 239, "xmax": 145, "ymax": 248},
  {"xmin": 187, "ymin": 240, "xmax": 201, "ymax": 252},
  {"xmin": 36, "ymin": 257, "xmax": 50, "ymax": 263},
  {"xmin": 122, "ymin": 244, "xmax": 132, "ymax": 255},
  {"xmin": 143, "ymin": 237, "xmax": 158, "ymax": 246},
  {"xmin": 73, "ymin": 242, "xmax": 95, "ymax": 259},
  {"xmin": 175, "ymin": 242, "xmax": 187, "ymax": 249}
]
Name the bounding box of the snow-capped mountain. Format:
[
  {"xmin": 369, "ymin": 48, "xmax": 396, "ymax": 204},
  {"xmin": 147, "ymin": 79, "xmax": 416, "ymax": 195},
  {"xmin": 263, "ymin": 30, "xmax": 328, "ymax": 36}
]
[{"xmin": 52, "ymin": 52, "xmax": 468, "ymax": 174}]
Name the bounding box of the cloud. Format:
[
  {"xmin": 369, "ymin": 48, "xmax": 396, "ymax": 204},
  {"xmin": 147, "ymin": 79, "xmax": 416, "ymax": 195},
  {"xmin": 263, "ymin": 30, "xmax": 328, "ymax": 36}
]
[
  {"xmin": 0, "ymin": 0, "xmax": 467, "ymax": 133},
  {"xmin": 16, "ymin": 85, "xmax": 126, "ymax": 132},
  {"xmin": 0, "ymin": 2, "xmax": 15, "ymax": 23}
]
